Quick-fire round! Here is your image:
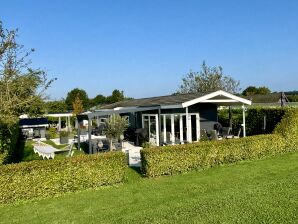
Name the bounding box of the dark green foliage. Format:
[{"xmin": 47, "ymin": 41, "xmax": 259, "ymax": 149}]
[
  {"xmin": 0, "ymin": 122, "xmax": 19, "ymax": 164},
  {"xmin": 218, "ymin": 107, "xmax": 286, "ymax": 136},
  {"xmin": 65, "ymin": 88, "xmax": 89, "ymax": 111},
  {"xmin": 106, "ymin": 89, "xmax": 125, "ymax": 104},
  {"xmin": 45, "ymin": 100, "xmax": 68, "ymax": 113},
  {"xmin": 245, "ymin": 108, "xmax": 286, "ymax": 135},
  {"xmin": 141, "ymin": 134, "xmax": 288, "ymax": 177},
  {"xmin": 141, "ymin": 109, "xmax": 298, "ymax": 177},
  {"xmin": 287, "ymin": 94, "xmax": 298, "ymax": 102},
  {"xmin": 242, "ymin": 86, "xmax": 271, "ymax": 96},
  {"xmin": 89, "ymin": 94, "xmax": 106, "ymax": 108},
  {"xmin": 0, "ymin": 152, "xmax": 126, "ymax": 204}
]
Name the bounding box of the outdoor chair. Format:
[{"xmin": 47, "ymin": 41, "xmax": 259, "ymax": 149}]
[
  {"xmin": 233, "ymin": 128, "xmax": 242, "ymax": 139},
  {"xmin": 222, "ymin": 127, "xmax": 234, "ymax": 139}
]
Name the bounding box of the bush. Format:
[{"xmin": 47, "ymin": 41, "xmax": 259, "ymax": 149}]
[
  {"xmin": 141, "ymin": 134, "xmax": 289, "ymax": 177},
  {"xmin": 274, "ymin": 108, "xmax": 298, "ymax": 151},
  {"xmin": 141, "ymin": 108, "xmax": 298, "ymax": 177},
  {"xmin": 0, "ymin": 152, "xmax": 126, "ymax": 204},
  {"xmin": 218, "ymin": 107, "xmax": 286, "ymax": 136},
  {"xmin": 47, "ymin": 127, "xmax": 58, "ymax": 139},
  {"xmin": 246, "ymin": 107, "xmax": 286, "ymax": 135},
  {"xmin": 0, "ymin": 121, "xmax": 19, "ymax": 164}
]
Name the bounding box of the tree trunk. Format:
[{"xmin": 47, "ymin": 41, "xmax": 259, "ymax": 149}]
[{"xmin": 109, "ymin": 138, "xmax": 113, "ymax": 151}]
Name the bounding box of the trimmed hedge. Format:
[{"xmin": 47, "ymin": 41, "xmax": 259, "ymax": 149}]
[
  {"xmin": 218, "ymin": 107, "xmax": 286, "ymax": 136},
  {"xmin": 274, "ymin": 108, "xmax": 298, "ymax": 151},
  {"xmin": 0, "ymin": 152, "xmax": 126, "ymax": 204},
  {"xmin": 141, "ymin": 108, "xmax": 298, "ymax": 177},
  {"xmin": 141, "ymin": 134, "xmax": 288, "ymax": 177},
  {"xmin": 246, "ymin": 108, "xmax": 286, "ymax": 135}
]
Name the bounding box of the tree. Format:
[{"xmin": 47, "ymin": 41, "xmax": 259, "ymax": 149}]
[
  {"xmin": 104, "ymin": 114, "xmax": 129, "ymax": 151},
  {"xmin": 0, "ymin": 21, "xmax": 54, "ymax": 163},
  {"xmin": 0, "ymin": 21, "xmax": 54, "ymax": 124},
  {"xmin": 45, "ymin": 100, "xmax": 67, "ymax": 113},
  {"xmin": 72, "ymin": 94, "xmax": 84, "ymax": 115},
  {"xmin": 89, "ymin": 94, "xmax": 106, "ymax": 108},
  {"xmin": 242, "ymin": 86, "xmax": 271, "ymax": 96},
  {"xmin": 106, "ymin": 89, "xmax": 125, "ymax": 103},
  {"xmin": 178, "ymin": 61, "xmax": 240, "ymax": 94},
  {"xmin": 65, "ymin": 88, "xmax": 89, "ymax": 111}
]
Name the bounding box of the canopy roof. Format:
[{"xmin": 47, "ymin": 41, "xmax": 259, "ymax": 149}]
[
  {"xmin": 84, "ymin": 90, "xmax": 251, "ymax": 118},
  {"xmin": 99, "ymin": 90, "xmax": 251, "ymax": 110}
]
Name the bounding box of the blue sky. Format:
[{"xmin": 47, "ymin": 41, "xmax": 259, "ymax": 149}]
[{"xmin": 1, "ymin": 0, "xmax": 298, "ymax": 99}]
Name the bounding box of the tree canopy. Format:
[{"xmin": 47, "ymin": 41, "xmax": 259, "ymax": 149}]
[
  {"xmin": 0, "ymin": 21, "xmax": 54, "ymax": 124},
  {"xmin": 106, "ymin": 89, "xmax": 125, "ymax": 104},
  {"xmin": 178, "ymin": 61, "xmax": 240, "ymax": 94},
  {"xmin": 242, "ymin": 86, "xmax": 271, "ymax": 96},
  {"xmin": 65, "ymin": 88, "xmax": 89, "ymax": 111}
]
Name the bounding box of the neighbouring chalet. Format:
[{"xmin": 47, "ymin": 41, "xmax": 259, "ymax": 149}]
[{"xmin": 78, "ymin": 90, "xmax": 251, "ymax": 151}]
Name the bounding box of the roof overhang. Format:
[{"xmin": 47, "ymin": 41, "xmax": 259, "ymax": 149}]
[
  {"xmin": 82, "ymin": 90, "xmax": 251, "ymax": 118},
  {"xmin": 44, "ymin": 113, "xmax": 74, "ymax": 118},
  {"xmin": 182, "ymin": 90, "xmax": 251, "ymax": 107}
]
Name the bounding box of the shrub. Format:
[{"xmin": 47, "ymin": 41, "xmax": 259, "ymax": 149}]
[
  {"xmin": 274, "ymin": 108, "xmax": 298, "ymax": 151},
  {"xmin": 0, "ymin": 121, "xmax": 19, "ymax": 164},
  {"xmin": 141, "ymin": 134, "xmax": 288, "ymax": 177},
  {"xmin": 218, "ymin": 107, "xmax": 286, "ymax": 136},
  {"xmin": 47, "ymin": 127, "xmax": 58, "ymax": 139},
  {"xmin": 141, "ymin": 108, "xmax": 298, "ymax": 177},
  {"xmin": 245, "ymin": 107, "xmax": 286, "ymax": 135},
  {"xmin": 0, "ymin": 152, "xmax": 126, "ymax": 204}
]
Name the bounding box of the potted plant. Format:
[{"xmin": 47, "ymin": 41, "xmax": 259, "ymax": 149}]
[{"xmin": 59, "ymin": 131, "xmax": 69, "ymax": 144}]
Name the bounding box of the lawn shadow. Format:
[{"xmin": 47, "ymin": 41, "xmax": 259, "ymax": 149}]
[{"xmin": 125, "ymin": 166, "xmax": 144, "ymax": 183}]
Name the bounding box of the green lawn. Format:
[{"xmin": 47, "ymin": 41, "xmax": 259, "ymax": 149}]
[
  {"xmin": 21, "ymin": 140, "xmax": 85, "ymax": 162},
  {"xmin": 1, "ymin": 152, "xmax": 297, "ymax": 223}
]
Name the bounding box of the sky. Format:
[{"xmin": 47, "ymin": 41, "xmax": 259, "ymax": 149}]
[{"xmin": 1, "ymin": 0, "xmax": 298, "ymax": 100}]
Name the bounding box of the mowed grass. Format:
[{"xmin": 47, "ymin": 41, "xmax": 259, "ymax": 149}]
[{"xmin": 1, "ymin": 152, "xmax": 297, "ymax": 224}]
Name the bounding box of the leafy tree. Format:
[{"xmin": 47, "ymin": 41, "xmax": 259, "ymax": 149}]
[
  {"xmin": 89, "ymin": 94, "xmax": 106, "ymax": 108},
  {"xmin": 242, "ymin": 86, "xmax": 271, "ymax": 96},
  {"xmin": 72, "ymin": 94, "xmax": 84, "ymax": 115},
  {"xmin": 45, "ymin": 100, "xmax": 67, "ymax": 113},
  {"xmin": 104, "ymin": 114, "xmax": 129, "ymax": 151},
  {"xmin": 106, "ymin": 89, "xmax": 125, "ymax": 103},
  {"xmin": 0, "ymin": 21, "xmax": 54, "ymax": 124},
  {"xmin": 0, "ymin": 21, "xmax": 54, "ymax": 163},
  {"xmin": 178, "ymin": 61, "xmax": 240, "ymax": 94},
  {"xmin": 65, "ymin": 88, "xmax": 89, "ymax": 111}
]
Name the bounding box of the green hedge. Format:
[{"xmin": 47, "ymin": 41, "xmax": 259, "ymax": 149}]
[
  {"xmin": 141, "ymin": 109, "xmax": 298, "ymax": 177},
  {"xmin": 274, "ymin": 108, "xmax": 298, "ymax": 151},
  {"xmin": 246, "ymin": 108, "xmax": 286, "ymax": 135},
  {"xmin": 141, "ymin": 134, "xmax": 288, "ymax": 177},
  {"xmin": 0, "ymin": 121, "xmax": 19, "ymax": 164},
  {"xmin": 0, "ymin": 152, "xmax": 126, "ymax": 204},
  {"xmin": 218, "ymin": 107, "xmax": 286, "ymax": 136}
]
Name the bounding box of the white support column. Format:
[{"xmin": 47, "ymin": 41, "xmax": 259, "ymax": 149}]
[
  {"xmin": 163, "ymin": 115, "xmax": 166, "ymax": 144},
  {"xmin": 242, "ymin": 105, "xmax": 246, "ymax": 137},
  {"xmin": 179, "ymin": 114, "xmax": 183, "ymax": 143},
  {"xmin": 155, "ymin": 115, "xmax": 159, "ymax": 146},
  {"xmin": 58, "ymin": 116, "xmax": 61, "ymax": 132},
  {"xmin": 68, "ymin": 116, "xmax": 71, "ymax": 132},
  {"xmin": 171, "ymin": 114, "xmax": 175, "ymax": 144},
  {"xmin": 196, "ymin": 113, "xmax": 200, "ymax": 141},
  {"xmin": 88, "ymin": 117, "xmax": 92, "ymax": 154},
  {"xmin": 186, "ymin": 107, "xmax": 191, "ymax": 142},
  {"xmin": 96, "ymin": 117, "xmax": 100, "ymax": 127}
]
